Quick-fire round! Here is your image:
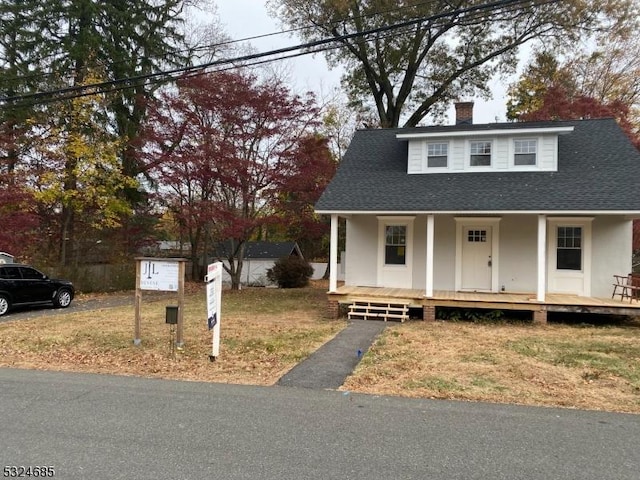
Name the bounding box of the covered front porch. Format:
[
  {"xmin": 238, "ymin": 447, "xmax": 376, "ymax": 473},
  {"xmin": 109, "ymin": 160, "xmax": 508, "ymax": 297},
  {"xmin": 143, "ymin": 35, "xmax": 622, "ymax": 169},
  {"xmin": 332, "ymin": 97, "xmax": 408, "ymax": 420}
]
[
  {"xmin": 323, "ymin": 211, "xmax": 637, "ymax": 322},
  {"xmin": 327, "ymin": 285, "xmax": 640, "ymax": 323}
]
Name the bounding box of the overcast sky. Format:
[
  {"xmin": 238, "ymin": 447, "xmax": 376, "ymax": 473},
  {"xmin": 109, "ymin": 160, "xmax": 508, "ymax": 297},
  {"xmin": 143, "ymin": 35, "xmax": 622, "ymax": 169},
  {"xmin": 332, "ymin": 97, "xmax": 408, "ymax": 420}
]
[{"xmin": 214, "ymin": 0, "xmax": 512, "ymax": 124}]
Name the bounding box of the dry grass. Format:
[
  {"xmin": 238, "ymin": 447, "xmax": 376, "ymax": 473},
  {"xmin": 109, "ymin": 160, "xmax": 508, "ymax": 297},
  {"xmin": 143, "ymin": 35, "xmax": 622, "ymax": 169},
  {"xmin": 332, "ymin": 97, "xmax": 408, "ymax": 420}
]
[
  {"xmin": 343, "ymin": 319, "xmax": 640, "ymax": 413},
  {"xmin": 0, "ymin": 283, "xmax": 345, "ymax": 386},
  {"xmin": 2, "ymin": 283, "xmax": 640, "ymax": 413}
]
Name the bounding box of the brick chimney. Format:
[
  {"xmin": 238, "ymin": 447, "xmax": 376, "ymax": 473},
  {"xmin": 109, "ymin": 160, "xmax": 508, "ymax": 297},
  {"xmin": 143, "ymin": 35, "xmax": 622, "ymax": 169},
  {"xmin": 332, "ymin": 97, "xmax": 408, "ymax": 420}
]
[{"xmin": 454, "ymin": 101, "xmax": 474, "ymax": 125}]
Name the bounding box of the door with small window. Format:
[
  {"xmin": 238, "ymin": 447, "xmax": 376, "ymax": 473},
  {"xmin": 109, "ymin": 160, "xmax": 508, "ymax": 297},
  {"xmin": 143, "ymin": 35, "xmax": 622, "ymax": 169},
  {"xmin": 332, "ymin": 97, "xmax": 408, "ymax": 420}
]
[
  {"xmin": 547, "ymin": 219, "xmax": 592, "ymax": 296},
  {"xmin": 461, "ymin": 227, "xmax": 492, "ymax": 291}
]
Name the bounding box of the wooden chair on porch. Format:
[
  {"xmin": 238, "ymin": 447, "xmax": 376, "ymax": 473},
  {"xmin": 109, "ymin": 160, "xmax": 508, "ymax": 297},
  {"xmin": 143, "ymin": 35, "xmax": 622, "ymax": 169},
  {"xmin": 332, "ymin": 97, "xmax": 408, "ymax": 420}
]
[{"xmin": 612, "ymin": 274, "xmax": 640, "ymax": 302}]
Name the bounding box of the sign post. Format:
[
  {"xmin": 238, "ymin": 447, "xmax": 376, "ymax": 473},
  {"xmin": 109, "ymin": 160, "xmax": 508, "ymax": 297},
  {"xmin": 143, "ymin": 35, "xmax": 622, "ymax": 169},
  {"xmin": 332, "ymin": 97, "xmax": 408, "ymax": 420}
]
[
  {"xmin": 134, "ymin": 257, "xmax": 186, "ymax": 347},
  {"xmin": 206, "ymin": 262, "xmax": 223, "ymax": 361}
]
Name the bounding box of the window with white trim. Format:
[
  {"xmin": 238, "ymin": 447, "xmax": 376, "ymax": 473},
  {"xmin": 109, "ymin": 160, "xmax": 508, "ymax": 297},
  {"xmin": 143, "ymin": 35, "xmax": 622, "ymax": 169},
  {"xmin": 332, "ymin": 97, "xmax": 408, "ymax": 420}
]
[
  {"xmin": 427, "ymin": 142, "xmax": 448, "ymax": 168},
  {"xmin": 557, "ymin": 226, "xmax": 582, "ymax": 270},
  {"xmin": 385, "ymin": 225, "xmax": 406, "ymax": 265},
  {"xmin": 514, "ymin": 139, "xmax": 537, "ymax": 166},
  {"xmin": 470, "ymin": 141, "xmax": 491, "ymax": 166}
]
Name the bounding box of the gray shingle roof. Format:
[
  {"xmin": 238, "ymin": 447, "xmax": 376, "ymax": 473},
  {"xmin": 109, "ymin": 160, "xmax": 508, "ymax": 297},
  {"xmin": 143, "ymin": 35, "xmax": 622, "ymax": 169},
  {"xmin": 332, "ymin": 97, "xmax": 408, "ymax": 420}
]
[
  {"xmin": 214, "ymin": 241, "xmax": 302, "ymax": 260},
  {"xmin": 315, "ymin": 118, "xmax": 640, "ymax": 213},
  {"xmin": 244, "ymin": 242, "xmax": 302, "ymax": 260}
]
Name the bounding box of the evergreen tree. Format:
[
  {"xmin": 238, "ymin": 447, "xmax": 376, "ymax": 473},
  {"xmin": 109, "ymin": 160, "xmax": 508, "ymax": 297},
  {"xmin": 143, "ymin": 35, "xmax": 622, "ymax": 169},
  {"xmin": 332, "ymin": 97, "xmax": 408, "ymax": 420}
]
[{"xmin": 0, "ymin": 1, "xmax": 191, "ymax": 264}]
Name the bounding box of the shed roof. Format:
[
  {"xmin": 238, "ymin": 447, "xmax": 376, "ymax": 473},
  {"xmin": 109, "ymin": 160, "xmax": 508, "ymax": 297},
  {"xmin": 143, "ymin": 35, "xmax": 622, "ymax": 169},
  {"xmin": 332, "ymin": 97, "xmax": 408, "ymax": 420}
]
[
  {"xmin": 213, "ymin": 241, "xmax": 303, "ymax": 260},
  {"xmin": 315, "ymin": 118, "xmax": 640, "ymax": 213},
  {"xmin": 244, "ymin": 242, "xmax": 302, "ymax": 260}
]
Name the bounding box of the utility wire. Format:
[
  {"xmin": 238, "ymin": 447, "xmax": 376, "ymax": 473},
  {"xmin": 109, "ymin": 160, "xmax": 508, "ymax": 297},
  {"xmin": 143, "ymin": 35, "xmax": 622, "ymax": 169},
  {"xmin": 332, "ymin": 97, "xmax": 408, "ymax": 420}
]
[
  {"xmin": 0, "ymin": 0, "xmax": 452, "ymax": 87},
  {"xmin": 0, "ymin": 0, "xmax": 558, "ymax": 108},
  {"xmin": 3, "ymin": 0, "xmax": 547, "ymax": 102}
]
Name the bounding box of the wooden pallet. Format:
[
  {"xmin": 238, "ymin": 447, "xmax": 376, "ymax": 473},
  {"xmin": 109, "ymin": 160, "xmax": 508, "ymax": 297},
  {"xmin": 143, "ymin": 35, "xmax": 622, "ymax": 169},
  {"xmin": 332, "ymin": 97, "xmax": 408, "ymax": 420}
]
[{"xmin": 348, "ymin": 299, "xmax": 410, "ymax": 322}]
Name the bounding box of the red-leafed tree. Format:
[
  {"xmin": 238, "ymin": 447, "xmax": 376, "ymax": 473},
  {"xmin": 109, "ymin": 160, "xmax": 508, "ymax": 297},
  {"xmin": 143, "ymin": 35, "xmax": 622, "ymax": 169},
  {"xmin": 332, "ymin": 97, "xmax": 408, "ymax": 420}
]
[
  {"xmin": 276, "ymin": 134, "xmax": 336, "ymax": 260},
  {"xmin": 0, "ymin": 113, "xmax": 39, "ymax": 258},
  {"xmin": 142, "ymin": 70, "xmax": 328, "ymax": 287},
  {"xmin": 519, "ymin": 85, "xmax": 640, "ymax": 150},
  {"xmin": 0, "ymin": 175, "xmax": 39, "ymax": 258}
]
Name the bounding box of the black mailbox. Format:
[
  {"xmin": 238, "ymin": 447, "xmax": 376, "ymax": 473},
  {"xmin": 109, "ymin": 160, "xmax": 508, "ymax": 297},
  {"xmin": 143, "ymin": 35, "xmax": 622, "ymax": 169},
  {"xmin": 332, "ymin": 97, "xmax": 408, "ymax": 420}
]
[{"xmin": 165, "ymin": 305, "xmax": 179, "ymax": 324}]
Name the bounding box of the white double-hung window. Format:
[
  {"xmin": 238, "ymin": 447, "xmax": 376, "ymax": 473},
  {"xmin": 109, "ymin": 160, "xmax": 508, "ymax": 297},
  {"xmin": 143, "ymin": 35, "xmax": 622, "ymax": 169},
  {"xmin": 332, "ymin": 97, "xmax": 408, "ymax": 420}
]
[
  {"xmin": 385, "ymin": 225, "xmax": 407, "ymax": 265},
  {"xmin": 470, "ymin": 140, "xmax": 492, "ymax": 167},
  {"xmin": 427, "ymin": 142, "xmax": 448, "ymax": 168},
  {"xmin": 514, "ymin": 139, "xmax": 537, "ymax": 166}
]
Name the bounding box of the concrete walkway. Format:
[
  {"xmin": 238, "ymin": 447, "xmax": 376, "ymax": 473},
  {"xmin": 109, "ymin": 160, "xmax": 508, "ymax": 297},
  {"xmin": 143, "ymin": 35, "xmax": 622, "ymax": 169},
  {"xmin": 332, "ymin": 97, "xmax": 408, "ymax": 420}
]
[{"xmin": 277, "ymin": 320, "xmax": 387, "ymax": 389}]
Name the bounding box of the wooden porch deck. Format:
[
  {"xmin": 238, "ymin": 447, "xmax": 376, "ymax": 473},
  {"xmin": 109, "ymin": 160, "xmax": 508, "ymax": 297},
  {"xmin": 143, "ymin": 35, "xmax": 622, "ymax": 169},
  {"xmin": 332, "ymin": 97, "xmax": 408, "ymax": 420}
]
[{"xmin": 329, "ymin": 285, "xmax": 640, "ymax": 317}]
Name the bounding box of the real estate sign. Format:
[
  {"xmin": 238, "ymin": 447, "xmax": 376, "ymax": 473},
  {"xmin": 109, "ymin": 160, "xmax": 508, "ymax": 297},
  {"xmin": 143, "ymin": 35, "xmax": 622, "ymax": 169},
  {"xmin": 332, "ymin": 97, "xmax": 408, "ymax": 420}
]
[
  {"xmin": 206, "ymin": 262, "xmax": 223, "ymax": 359},
  {"xmin": 134, "ymin": 257, "xmax": 186, "ymax": 347},
  {"xmin": 140, "ymin": 259, "xmax": 180, "ymax": 292}
]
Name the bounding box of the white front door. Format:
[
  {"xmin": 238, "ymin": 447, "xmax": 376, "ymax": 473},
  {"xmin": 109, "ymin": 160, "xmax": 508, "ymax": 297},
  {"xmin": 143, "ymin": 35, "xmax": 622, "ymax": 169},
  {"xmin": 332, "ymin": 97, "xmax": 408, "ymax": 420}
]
[{"xmin": 461, "ymin": 226, "xmax": 493, "ymax": 291}]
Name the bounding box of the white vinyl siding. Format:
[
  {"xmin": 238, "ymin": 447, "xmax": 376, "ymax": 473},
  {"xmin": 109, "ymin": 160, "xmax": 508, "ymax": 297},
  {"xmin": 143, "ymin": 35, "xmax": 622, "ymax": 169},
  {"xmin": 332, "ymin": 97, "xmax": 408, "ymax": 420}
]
[
  {"xmin": 539, "ymin": 136, "xmax": 558, "ymax": 170},
  {"xmin": 407, "ymin": 141, "xmax": 423, "ymax": 173},
  {"xmin": 494, "ymin": 137, "xmax": 510, "ymax": 169},
  {"xmin": 407, "ymin": 133, "xmax": 561, "ymax": 174}
]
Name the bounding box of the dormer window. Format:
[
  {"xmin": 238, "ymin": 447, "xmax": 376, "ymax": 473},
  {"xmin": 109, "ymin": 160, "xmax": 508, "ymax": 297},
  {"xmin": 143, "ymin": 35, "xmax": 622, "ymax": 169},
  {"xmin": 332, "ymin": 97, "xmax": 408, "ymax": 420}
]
[
  {"xmin": 427, "ymin": 142, "xmax": 448, "ymax": 168},
  {"xmin": 400, "ymin": 125, "xmax": 571, "ymax": 175},
  {"xmin": 514, "ymin": 139, "xmax": 537, "ymax": 166},
  {"xmin": 470, "ymin": 141, "xmax": 492, "ymax": 166}
]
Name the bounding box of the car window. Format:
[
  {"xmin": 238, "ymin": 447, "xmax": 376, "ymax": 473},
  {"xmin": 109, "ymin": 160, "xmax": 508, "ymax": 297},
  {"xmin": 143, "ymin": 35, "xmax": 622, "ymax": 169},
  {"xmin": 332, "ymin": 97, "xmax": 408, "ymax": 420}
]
[
  {"xmin": 0, "ymin": 267, "xmax": 21, "ymax": 279},
  {"xmin": 19, "ymin": 267, "xmax": 44, "ymax": 280}
]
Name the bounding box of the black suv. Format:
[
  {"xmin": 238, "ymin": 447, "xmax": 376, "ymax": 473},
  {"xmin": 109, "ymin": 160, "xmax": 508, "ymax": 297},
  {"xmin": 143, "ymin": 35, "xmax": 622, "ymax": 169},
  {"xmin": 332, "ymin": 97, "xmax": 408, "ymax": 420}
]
[{"xmin": 0, "ymin": 264, "xmax": 75, "ymax": 316}]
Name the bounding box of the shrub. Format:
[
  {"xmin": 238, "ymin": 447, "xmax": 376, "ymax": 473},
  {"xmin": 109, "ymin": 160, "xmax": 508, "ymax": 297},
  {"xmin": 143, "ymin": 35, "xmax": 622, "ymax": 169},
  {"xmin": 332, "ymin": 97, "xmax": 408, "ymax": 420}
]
[{"xmin": 267, "ymin": 256, "xmax": 314, "ymax": 288}]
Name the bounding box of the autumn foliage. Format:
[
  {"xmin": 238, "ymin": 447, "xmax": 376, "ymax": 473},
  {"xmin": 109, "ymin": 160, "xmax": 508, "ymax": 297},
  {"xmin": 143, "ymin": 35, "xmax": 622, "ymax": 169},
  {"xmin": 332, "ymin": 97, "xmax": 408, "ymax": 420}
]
[
  {"xmin": 142, "ymin": 70, "xmax": 334, "ymax": 286},
  {"xmin": 0, "ymin": 176, "xmax": 39, "ymax": 257},
  {"xmin": 519, "ymin": 85, "xmax": 640, "ymax": 150}
]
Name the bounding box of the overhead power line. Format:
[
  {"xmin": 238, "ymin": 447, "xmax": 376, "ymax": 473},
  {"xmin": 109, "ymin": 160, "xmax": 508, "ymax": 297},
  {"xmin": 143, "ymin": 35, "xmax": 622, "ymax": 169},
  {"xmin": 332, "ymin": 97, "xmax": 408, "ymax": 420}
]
[
  {"xmin": 0, "ymin": 0, "xmax": 558, "ymax": 109},
  {"xmin": 0, "ymin": 0, "xmax": 460, "ymax": 87}
]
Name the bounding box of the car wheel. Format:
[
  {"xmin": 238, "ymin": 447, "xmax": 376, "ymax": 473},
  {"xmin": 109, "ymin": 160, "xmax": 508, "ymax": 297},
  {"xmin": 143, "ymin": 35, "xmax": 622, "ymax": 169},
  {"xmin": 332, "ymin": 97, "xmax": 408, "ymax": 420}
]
[
  {"xmin": 53, "ymin": 288, "xmax": 73, "ymax": 308},
  {"xmin": 0, "ymin": 294, "xmax": 10, "ymax": 316}
]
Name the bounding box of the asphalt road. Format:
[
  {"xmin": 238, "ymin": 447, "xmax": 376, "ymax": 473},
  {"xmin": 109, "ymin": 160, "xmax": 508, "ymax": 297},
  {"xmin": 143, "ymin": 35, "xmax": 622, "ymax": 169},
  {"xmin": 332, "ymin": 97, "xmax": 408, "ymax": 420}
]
[{"xmin": 1, "ymin": 368, "xmax": 638, "ymax": 480}]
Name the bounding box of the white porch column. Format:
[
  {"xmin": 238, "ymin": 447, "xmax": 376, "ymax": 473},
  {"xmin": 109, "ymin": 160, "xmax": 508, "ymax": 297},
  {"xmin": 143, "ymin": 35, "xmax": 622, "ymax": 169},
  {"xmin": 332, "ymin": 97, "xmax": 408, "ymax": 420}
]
[
  {"xmin": 425, "ymin": 214, "xmax": 435, "ymax": 298},
  {"xmin": 537, "ymin": 214, "xmax": 546, "ymax": 302},
  {"xmin": 329, "ymin": 214, "xmax": 339, "ymax": 293}
]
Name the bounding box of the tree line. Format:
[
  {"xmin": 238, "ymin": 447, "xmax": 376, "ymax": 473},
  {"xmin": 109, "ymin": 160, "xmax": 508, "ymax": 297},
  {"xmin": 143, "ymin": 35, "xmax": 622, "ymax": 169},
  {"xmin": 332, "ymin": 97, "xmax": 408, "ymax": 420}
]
[{"xmin": 1, "ymin": 0, "xmax": 638, "ymax": 289}]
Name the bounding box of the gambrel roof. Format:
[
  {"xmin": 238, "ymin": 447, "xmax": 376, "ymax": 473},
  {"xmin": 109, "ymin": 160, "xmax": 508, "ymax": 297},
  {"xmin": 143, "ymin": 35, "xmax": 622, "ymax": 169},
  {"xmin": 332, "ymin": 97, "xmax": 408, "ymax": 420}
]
[{"xmin": 315, "ymin": 118, "xmax": 640, "ymax": 214}]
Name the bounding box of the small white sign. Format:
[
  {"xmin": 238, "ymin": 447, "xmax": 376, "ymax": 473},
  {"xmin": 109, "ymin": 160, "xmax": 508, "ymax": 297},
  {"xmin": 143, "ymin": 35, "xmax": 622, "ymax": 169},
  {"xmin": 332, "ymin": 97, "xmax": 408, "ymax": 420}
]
[
  {"xmin": 140, "ymin": 260, "xmax": 180, "ymax": 292},
  {"xmin": 206, "ymin": 262, "xmax": 223, "ymax": 358}
]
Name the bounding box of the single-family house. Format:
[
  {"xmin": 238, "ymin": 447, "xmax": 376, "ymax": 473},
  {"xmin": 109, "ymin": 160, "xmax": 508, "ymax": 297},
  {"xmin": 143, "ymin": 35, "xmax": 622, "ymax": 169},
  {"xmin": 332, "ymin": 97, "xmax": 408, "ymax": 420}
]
[{"xmin": 316, "ymin": 103, "xmax": 640, "ymax": 322}]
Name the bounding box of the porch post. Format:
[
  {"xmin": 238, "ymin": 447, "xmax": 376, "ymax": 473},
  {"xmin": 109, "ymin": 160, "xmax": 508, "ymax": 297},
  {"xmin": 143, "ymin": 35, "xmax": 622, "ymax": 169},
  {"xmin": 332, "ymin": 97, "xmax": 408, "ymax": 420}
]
[
  {"xmin": 537, "ymin": 214, "xmax": 546, "ymax": 302},
  {"xmin": 425, "ymin": 214, "xmax": 434, "ymax": 297},
  {"xmin": 329, "ymin": 214, "xmax": 338, "ymax": 293}
]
